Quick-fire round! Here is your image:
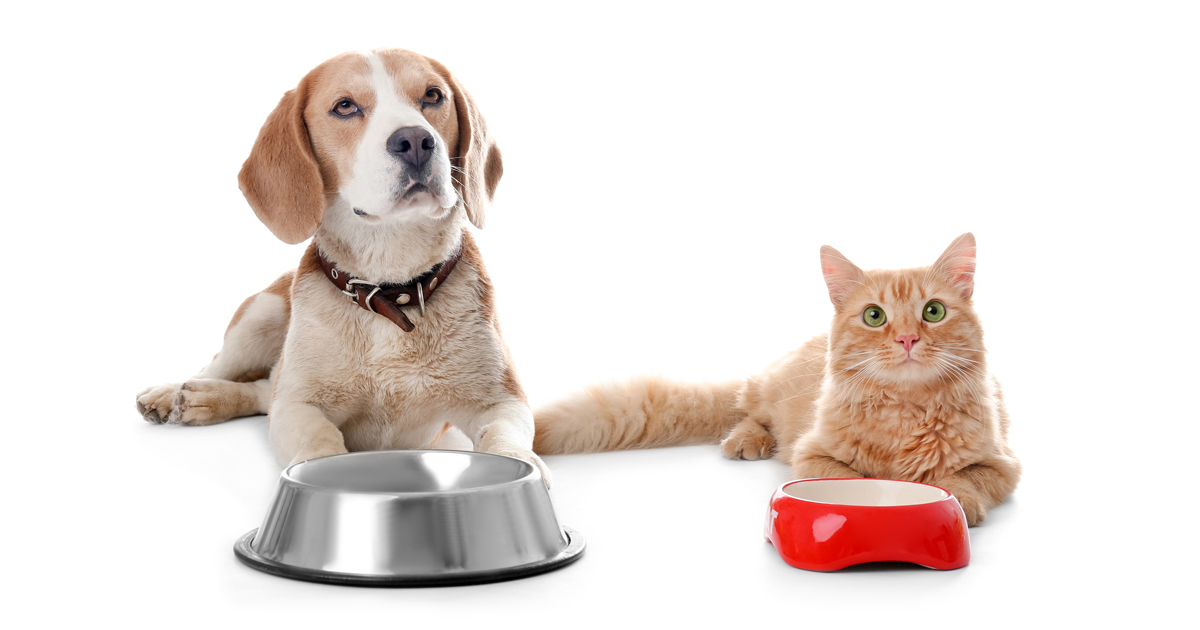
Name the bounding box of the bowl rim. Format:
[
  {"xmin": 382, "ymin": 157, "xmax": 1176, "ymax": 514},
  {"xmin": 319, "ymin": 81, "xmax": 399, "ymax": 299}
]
[
  {"xmin": 235, "ymin": 526, "xmax": 585, "ymax": 587},
  {"xmin": 280, "ymin": 449, "xmax": 541, "ymax": 496},
  {"xmin": 777, "ymin": 477, "xmax": 954, "ymax": 508}
]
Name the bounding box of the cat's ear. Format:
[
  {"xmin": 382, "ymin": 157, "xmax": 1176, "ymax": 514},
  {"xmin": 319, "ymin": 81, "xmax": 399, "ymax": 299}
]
[
  {"xmin": 932, "ymin": 232, "xmax": 977, "ymax": 299},
  {"xmin": 821, "ymin": 245, "xmax": 867, "ymax": 307}
]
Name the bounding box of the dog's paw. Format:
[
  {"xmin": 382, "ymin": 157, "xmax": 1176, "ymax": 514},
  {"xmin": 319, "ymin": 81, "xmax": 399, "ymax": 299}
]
[
  {"xmin": 720, "ymin": 425, "xmax": 776, "ymax": 461},
  {"xmin": 167, "ymin": 379, "xmax": 244, "ymax": 426},
  {"xmin": 481, "ymin": 443, "xmax": 554, "ymax": 489},
  {"xmin": 136, "ymin": 383, "xmax": 183, "ymax": 424}
]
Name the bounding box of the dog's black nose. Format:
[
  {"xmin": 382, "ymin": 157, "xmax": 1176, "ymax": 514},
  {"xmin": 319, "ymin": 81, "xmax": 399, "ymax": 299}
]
[{"xmin": 387, "ymin": 127, "xmax": 436, "ymax": 170}]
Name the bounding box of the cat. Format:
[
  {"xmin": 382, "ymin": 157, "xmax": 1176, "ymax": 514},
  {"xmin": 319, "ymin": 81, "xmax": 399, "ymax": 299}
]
[{"xmin": 533, "ymin": 233, "xmax": 1020, "ymax": 526}]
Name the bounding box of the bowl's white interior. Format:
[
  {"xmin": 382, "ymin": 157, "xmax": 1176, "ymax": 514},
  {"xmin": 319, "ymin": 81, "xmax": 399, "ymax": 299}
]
[
  {"xmin": 289, "ymin": 451, "xmax": 532, "ymax": 492},
  {"xmin": 783, "ymin": 479, "xmax": 948, "ymax": 506}
]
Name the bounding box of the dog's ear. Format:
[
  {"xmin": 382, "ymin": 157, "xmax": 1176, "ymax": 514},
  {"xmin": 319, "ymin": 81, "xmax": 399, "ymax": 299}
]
[
  {"xmin": 238, "ymin": 80, "xmax": 326, "ymax": 244},
  {"xmin": 431, "ymin": 60, "xmax": 502, "ymax": 229}
]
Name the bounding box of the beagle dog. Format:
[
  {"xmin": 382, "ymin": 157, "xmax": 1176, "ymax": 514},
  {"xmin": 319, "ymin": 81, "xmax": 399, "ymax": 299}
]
[{"xmin": 135, "ymin": 48, "xmax": 549, "ymax": 483}]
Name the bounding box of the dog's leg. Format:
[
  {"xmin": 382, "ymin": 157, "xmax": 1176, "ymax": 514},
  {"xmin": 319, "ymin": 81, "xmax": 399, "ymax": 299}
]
[
  {"xmin": 268, "ymin": 400, "xmax": 348, "ymax": 466},
  {"xmin": 137, "ymin": 272, "xmax": 292, "ymax": 425},
  {"xmin": 459, "ymin": 399, "xmax": 552, "ymax": 488}
]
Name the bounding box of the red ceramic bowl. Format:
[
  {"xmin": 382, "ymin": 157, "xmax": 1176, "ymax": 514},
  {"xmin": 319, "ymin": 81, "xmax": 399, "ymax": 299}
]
[{"xmin": 765, "ymin": 478, "xmax": 970, "ymax": 571}]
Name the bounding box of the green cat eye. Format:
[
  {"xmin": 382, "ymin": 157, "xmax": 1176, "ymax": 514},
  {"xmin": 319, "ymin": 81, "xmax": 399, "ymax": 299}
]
[
  {"xmin": 923, "ymin": 300, "xmax": 947, "ymax": 322},
  {"xmin": 862, "ymin": 305, "xmax": 887, "ymax": 327}
]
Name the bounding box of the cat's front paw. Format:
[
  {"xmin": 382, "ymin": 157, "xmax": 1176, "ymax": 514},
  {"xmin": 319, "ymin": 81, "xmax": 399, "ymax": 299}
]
[
  {"xmin": 936, "ymin": 479, "xmax": 987, "ymax": 526},
  {"xmin": 951, "ymin": 491, "xmax": 986, "ymax": 526},
  {"xmin": 720, "ymin": 425, "xmax": 776, "ymax": 461},
  {"xmin": 791, "ymin": 454, "xmax": 863, "ymax": 480}
]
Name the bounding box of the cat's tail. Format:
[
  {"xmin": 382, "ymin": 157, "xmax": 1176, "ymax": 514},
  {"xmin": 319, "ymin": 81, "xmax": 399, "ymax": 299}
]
[{"xmin": 533, "ymin": 377, "xmax": 744, "ymax": 455}]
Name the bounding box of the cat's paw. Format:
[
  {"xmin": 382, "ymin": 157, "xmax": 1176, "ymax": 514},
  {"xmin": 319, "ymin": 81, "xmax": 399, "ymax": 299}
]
[
  {"xmin": 720, "ymin": 426, "xmax": 776, "ymax": 461},
  {"xmin": 791, "ymin": 454, "xmax": 863, "ymax": 480},
  {"xmin": 136, "ymin": 383, "xmax": 182, "ymax": 424},
  {"xmin": 935, "ymin": 479, "xmax": 987, "ymax": 526},
  {"xmin": 952, "ymin": 492, "xmax": 987, "ymax": 527}
]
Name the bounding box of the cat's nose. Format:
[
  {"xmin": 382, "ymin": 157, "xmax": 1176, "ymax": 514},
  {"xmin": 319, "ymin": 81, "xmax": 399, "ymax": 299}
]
[{"xmin": 896, "ymin": 334, "xmax": 919, "ymax": 353}]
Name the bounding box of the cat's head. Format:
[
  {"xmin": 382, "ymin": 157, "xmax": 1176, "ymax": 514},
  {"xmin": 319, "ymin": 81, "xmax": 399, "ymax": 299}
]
[{"xmin": 820, "ymin": 233, "xmax": 985, "ymax": 388}]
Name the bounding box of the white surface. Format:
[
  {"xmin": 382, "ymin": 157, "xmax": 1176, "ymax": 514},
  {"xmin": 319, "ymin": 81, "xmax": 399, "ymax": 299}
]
[{"xmin": 2, "ymin": 1, "xmax": 1196, "ymax": 627}]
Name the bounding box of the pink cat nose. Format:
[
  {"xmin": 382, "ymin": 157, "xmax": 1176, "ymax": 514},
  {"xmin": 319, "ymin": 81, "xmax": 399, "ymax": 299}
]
[{"xmin": 896, "ymin": 334, "xmax": 919, "ymax": 353}]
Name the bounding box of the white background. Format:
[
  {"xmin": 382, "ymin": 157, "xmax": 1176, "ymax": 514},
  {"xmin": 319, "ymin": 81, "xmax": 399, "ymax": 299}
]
[{"xmin": 2, "ymin": 1, "xmax": 1196, "ymax": 627}]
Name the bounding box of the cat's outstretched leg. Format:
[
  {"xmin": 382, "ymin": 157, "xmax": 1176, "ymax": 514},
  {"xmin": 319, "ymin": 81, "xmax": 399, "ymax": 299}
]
[
  {"xmin": 720, "ymin": 417, "xmax": 776, "ymax": 461},
  {"xmin": 933, "ymin": 456, "xmax": 1021, "ymax": 526}
]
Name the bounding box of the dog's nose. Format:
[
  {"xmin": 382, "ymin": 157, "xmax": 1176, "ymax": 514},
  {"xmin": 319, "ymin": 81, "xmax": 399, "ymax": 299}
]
[{"xmin": 387, "ymin": 127, "xmax": 436, "ymax": 170}]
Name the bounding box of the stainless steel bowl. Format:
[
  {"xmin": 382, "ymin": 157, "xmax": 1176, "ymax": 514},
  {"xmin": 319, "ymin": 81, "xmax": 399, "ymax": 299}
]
[{"xmin": 234, "ymin": 450, "xmax": 584, "ymax": 586}]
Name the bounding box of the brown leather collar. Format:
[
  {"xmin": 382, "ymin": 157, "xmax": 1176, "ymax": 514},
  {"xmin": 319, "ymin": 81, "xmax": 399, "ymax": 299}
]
[{"xmin": 317, "ymin": 243, "xmax": 462, "ymax": 332}]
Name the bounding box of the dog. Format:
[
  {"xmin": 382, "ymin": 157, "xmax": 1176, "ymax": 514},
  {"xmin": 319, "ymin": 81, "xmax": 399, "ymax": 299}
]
[{"xmin": 135, "ymin": 48, "xmax": 549, "ymax": 483}]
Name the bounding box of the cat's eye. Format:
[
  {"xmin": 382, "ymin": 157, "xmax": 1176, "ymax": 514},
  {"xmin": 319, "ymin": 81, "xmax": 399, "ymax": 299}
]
[
  {"xmin": 862, "ymin": 306, "xmax": 887, "ymax": 327},
  {"xmin": 923, "ymin": 300, "xmax": 946, "ymax": 323}
]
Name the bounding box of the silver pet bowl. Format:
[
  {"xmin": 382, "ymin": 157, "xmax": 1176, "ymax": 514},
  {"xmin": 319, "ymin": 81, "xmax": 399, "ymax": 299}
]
[{"xmin": 234, "ymin": 450, "xmax": 584, "ymax": 586}]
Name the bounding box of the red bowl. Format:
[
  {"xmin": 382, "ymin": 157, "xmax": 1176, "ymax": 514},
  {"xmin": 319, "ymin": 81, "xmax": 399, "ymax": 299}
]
[{"xmin": 765, "ymin": 478, "xmax": 970, "ymax": 571}]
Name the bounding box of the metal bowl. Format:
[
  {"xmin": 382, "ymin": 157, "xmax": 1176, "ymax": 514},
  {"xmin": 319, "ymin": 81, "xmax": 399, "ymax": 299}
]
[{"xmin": 234, "ymin": 450, "xmax": 584, "ymax": 586}]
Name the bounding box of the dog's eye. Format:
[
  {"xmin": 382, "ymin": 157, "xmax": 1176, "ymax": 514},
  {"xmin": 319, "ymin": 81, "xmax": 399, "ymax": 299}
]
[
  {"xmin": 332, "ymin": 99, "xmax": 360, "ymax": 117},
  {"xmin": 422, "ymin": 88, "xmax": 444, "ymax": 106}
]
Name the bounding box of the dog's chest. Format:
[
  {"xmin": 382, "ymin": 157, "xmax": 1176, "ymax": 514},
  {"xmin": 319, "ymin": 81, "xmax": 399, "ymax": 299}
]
[{"xmin": 302, "ymin": 275, "xmax": 498, "ymax": 409}]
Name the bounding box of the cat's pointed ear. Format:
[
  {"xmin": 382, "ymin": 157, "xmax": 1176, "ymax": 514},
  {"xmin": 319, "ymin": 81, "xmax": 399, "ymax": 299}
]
[
  {"xmin": 821, "ymin": 245, "xmax": 867, "ymax": 307},
  {"xmin": 932, "ymin": 232, "xmax": 977, "ymax": 299}
]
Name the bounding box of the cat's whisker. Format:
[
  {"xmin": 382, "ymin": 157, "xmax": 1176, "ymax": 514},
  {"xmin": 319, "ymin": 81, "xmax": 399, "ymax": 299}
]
[
  {"xmin": 772, "ymin": 371, "xmax": 827, "ymax": 387},
  {"xmin": 937, "ymin": 358, "xmax": 984, "ymax": 400},
  {"xmin": 775, "ymin": 380, "xmax": 827, "ymax": 403},
  {"xmin": 769, "ymin": 374, "xmax": 828, "ymax": 399},
  {"xmin": 778, "ymin": 354, "xmax": 836, "ymax": 369},
  {"xmin": 939, "ymin": 352, "xmax": 984, "ymax": 365},
  {"xmin": 941, "ymin": 356, "xmax": 985, "ymax": 376},
  {"xmin": 938, "ymin": 350, "xmax": 983, "ymax": 365},
  {"xmin": 839, "ymin": 359, "xmax": 882, "ymax": 403},
  {"xmin": 933, "ymin": 359, "xmax": 966, "ymax": 393},
  {"xmin": 836, "ymin": 357, "xmax": 877, "ymax": 374}
]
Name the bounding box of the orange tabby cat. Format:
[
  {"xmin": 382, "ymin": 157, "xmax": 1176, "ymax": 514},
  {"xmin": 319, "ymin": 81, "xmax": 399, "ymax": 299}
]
[{"xmin": 534, "ymin": 233, "xmax": 1020, "ymax": 525}]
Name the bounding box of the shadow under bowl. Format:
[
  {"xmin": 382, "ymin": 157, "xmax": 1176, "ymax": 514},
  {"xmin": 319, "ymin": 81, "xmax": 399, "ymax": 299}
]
[
  {"xmin": 765, "ymin": 478, "xmax": 969, "ymax": 571},
  {"xmin": 234, "ymin": 450, "xmax": 584, "ymax": 586}
]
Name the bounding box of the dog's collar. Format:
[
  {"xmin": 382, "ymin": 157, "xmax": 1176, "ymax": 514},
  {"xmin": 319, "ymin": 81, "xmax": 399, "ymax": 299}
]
[{"xmin": 317, "ymin": 243, "xmax": 463, "ymax": 332}]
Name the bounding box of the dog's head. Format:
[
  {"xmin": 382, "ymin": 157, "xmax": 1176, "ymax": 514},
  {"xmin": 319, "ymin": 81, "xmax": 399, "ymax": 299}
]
[{"xmin": 239, "ymin": 49, "xmax": 502, "ymax": 244}]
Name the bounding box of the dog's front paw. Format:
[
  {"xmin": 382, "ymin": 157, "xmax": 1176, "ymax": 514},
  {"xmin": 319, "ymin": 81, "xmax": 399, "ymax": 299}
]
[
  {"xmin": 136, "ymin": 383, "xmax": 182, "ymax": 424},
  {"xmin": 167, "ymin": 379, "xmax": 243, "ymax": 426},
  {"xmin": 478, "ymin": 438, "xmax": 553, "ymax": 489}
]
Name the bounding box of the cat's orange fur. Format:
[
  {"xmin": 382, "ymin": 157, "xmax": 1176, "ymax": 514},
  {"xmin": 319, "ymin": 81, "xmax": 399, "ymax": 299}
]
[{"xmin": 534, "ymin": 234, "xmax": 1020, "ymax": 525}]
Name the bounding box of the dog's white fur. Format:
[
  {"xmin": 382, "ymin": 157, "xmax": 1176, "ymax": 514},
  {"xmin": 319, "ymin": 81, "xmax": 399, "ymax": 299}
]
[{"xmin": 136, "ymin": 49, "xmax": 548, "ymax": 483}]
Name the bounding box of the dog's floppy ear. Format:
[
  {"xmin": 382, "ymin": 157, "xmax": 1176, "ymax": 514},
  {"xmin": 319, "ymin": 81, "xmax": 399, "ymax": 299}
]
[
  {"xmin": 431, "ymin": 59, "xmax": 502, "ymax": 229},
  {"xmin": 238, "ymin": 79, "xmax": 326, "ymax": 244}
]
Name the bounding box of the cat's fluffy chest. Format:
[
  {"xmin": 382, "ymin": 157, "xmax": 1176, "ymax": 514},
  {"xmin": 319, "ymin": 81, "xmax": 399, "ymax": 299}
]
[{"xmin": 824, "ymin": 395, "xmax": 989, "ymax": 483}]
